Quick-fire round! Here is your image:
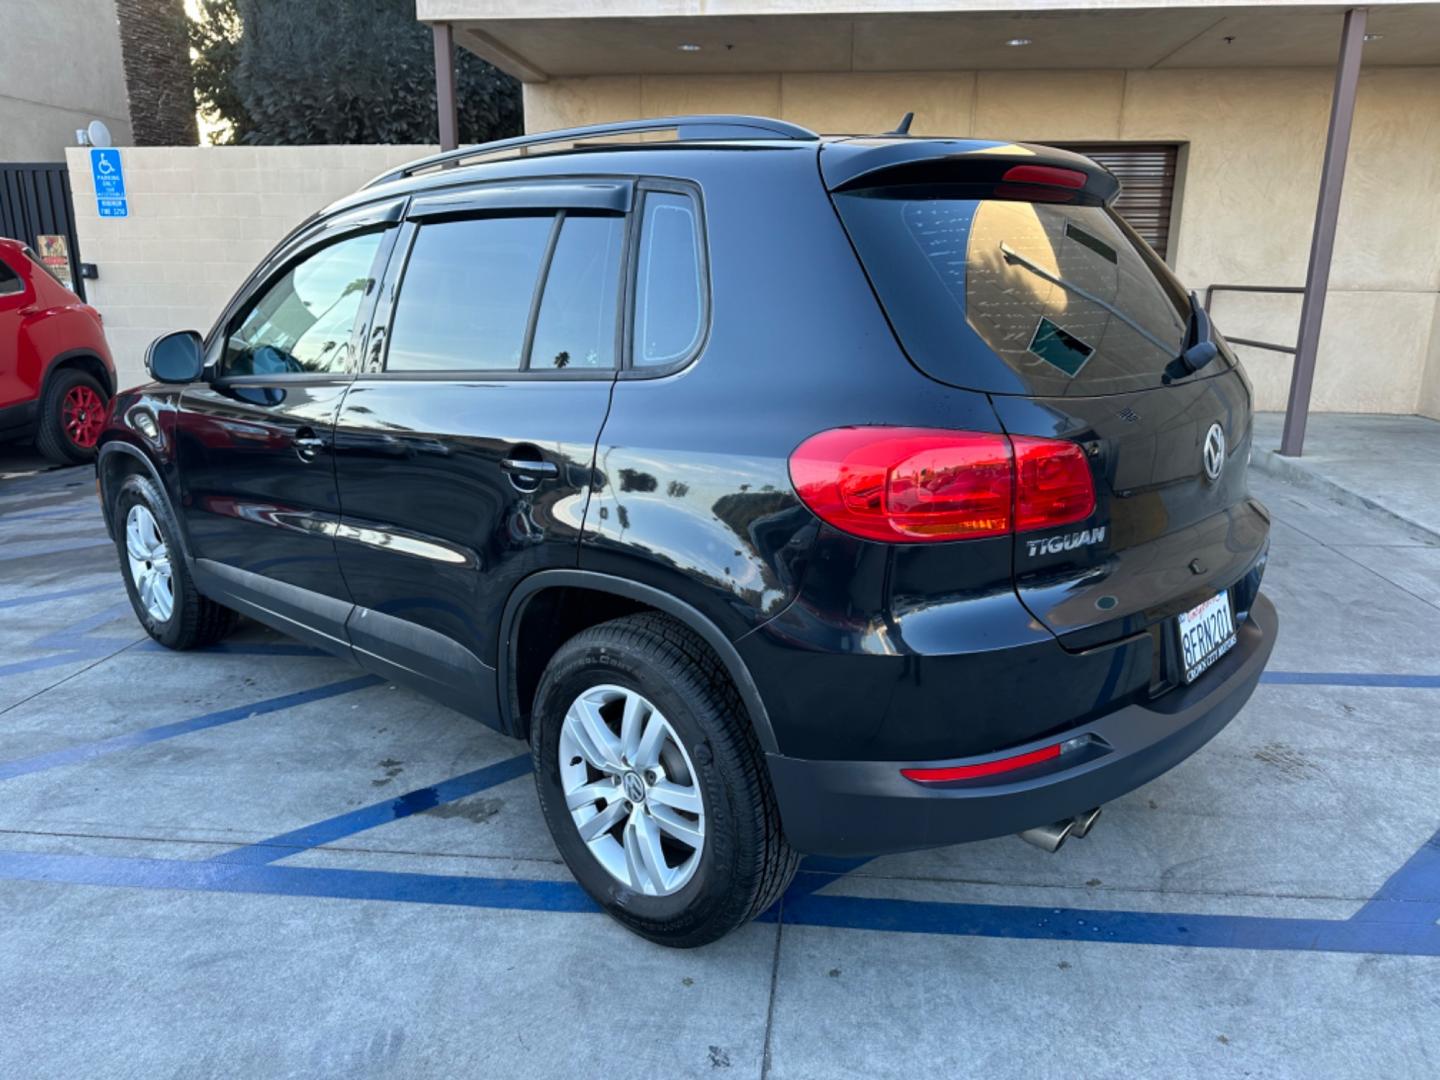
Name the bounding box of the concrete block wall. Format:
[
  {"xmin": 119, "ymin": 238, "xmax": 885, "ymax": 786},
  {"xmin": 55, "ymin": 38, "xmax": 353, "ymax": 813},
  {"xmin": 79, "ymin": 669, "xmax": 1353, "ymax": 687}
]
[{"xmin": 65, "ymin": 145, "xmax": 436, "ymax": 389}]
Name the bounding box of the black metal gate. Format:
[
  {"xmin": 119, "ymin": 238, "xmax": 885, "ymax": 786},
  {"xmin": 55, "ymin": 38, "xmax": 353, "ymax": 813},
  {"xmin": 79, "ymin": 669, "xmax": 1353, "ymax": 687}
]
[{"xmin": 0, "ymin": 163, "xmax": 85, "ymax": 300}]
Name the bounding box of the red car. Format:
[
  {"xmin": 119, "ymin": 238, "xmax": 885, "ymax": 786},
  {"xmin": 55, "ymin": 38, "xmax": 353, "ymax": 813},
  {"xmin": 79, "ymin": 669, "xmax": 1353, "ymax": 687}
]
[{"xmin": 0, "ymin": 237, "xmax": 116, "ymax": 464}]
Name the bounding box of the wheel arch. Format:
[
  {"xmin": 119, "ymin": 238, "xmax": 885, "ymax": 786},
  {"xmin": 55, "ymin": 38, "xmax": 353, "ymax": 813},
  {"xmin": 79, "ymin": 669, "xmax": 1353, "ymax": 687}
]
[
  {"xmin": 44, "ymin": 349, "xmax": 116, "ymax": 398},
  {"xmin": 96, "ymin": 441, "xmax": 171, "ymax": 541},
  {"xmin": 499, "ymin": 569, "xmax": 780, "ymax": 755}
]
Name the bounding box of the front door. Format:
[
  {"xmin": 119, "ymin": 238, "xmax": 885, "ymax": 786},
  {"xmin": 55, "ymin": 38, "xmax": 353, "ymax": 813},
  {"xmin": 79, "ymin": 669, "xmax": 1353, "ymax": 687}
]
[
  {"xmin": 176, "ymin": 217, "xmax": 398, "ymax": 649},
  {"xmin": 330, "ymin": 188, "xmax": 629, "ymax": 719}
]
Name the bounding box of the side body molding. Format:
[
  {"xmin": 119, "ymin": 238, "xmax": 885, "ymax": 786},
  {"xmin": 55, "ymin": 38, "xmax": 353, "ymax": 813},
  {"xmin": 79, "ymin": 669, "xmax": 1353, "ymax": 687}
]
[
  {"xmin": 191, "ymin": 559, "xmax": 499, "ymax": 725},
  {"xmin": 498, "ymin": 569, "xmax": 780, "ymax": 753}
]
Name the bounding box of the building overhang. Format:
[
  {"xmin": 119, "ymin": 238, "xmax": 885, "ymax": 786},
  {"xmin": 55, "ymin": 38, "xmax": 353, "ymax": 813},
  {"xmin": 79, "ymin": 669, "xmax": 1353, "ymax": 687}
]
[{"xmin": 416, "ymin": 1, "xmax": 1440, "ymax": 83}]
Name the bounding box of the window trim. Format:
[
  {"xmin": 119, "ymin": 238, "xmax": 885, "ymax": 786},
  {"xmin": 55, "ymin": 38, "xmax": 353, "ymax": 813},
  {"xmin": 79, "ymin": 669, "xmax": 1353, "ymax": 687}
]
[
  {"xmin": 212, "ymin": 224, "xmax": 398, "ymax": 385},
  {"xmin": 367, "ymin": 192, "xmax": 633, "ymax": 382},
  {"xmin": 619, "ymin": 180, "xmax": 711, "ymax": 381},
  {"xmin": 202, "ymin": 196, "xmax": 407, "ymax": 384}
]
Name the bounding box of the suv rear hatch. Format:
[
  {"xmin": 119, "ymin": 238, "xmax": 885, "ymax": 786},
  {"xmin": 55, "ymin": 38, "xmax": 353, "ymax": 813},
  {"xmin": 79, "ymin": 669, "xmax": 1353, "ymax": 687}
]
[{"xmin": 824, "ymin": 138, "xmax": 1269, "ymax": 675}]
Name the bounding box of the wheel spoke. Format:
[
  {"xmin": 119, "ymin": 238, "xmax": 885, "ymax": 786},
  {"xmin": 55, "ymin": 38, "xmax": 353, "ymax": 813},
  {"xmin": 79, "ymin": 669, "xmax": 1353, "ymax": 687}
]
[
  {"xmin": 619, "ymin": 691, "xmax": 646, "ymax": 763},
  {"xmin": 648, "ymin": 779, "xmax": 702, "ymax": 815},
  {"xmin": 633, "ymin": 708, "xmax": 669, "ymax": 770},
  {"xmin": 576, "ymin": 798, "xmax": 627, "ymax": 842},
  {"xmin": 626, "ymin": 811, "xmax": 669, "ymax": 894},
  {"xmin": 649, "ymin": 804, "xmax": 703, "ymax": 850},
  {"xmin": 126, "ymin": 517, "xmax": 147, "ymax": 561},
  {"xmin": 571, "ymin": 697, "xmax": 623, "ymax": 772},
  {"xmin": 565, "ymin": 778, "xmax": 618, "ymax": 811}
]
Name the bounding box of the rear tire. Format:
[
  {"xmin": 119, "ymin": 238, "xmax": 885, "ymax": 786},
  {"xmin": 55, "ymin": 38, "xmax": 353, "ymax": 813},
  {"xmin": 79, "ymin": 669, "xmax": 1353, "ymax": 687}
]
[
  {"xmin": 531, "ymin": 613, "xmax": 798, "ymax": 947},
  {"xmin": 112, "ymin": 473, "xmax": 238, "ymax": 650},
  {"xmin": 36, "ymin": 368, "xmax": 108, "ymax": 465}
]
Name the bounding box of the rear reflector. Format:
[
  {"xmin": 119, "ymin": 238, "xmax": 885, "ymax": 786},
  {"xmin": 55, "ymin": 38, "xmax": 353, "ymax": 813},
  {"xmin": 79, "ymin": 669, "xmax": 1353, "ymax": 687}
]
[
  {"xmin": 901, "ymin": 743, "xmax": 1061, "ymax": 783},
  {"xmin": 789, "ymin": 427, "xmax": 1095, "ymax": 544},
  {"xmin": 1001, "ymin": 164, "xmax": 1087, "ymax": 189}
]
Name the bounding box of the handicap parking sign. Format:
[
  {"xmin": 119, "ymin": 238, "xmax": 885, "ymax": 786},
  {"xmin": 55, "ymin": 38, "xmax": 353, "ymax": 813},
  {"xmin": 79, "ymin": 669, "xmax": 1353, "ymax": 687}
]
[{"xmin": 90, "ymin": 148, "xmax": 128, "ymax": 218}]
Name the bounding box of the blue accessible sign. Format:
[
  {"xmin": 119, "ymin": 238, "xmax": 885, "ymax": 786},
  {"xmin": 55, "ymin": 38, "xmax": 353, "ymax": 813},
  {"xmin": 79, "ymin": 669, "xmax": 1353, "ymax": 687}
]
[{"xmin": 90, "ymin": 148, "xmax": 128, "ymax": 218}]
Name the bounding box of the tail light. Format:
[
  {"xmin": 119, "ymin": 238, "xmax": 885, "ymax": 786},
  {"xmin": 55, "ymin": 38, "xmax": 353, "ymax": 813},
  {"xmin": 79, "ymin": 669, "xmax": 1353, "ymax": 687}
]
[{"xmin": 789, "ymin": 427, "xmax": 1094, "ymax": 544}]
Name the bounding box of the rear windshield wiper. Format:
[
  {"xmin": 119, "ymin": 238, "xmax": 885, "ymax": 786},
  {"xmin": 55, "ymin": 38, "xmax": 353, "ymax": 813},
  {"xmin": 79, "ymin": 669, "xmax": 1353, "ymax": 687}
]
[
  {"xmin": 1167, "ymin": 291, "xmax": 1219, "ymax": 381},
  {"xmin": 999, "ymin": 242, "xmax": 1174, "ymax": 356},
  {"xmin": 1000, "ymin": 243, "xmax": 1218, "ymax": 383}
]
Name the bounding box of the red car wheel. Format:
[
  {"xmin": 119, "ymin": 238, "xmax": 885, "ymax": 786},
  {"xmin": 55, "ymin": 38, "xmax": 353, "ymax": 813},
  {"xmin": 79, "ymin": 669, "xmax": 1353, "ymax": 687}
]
[{"xmin": 62, "ymin": 383, "xmax": 106, "ymax": 448}]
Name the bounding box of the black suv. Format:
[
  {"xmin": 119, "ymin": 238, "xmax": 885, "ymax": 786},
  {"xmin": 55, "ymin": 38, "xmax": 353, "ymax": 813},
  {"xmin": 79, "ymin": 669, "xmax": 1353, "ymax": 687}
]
[{"xmin": 97, "ymin": 115, "xmax": 1277, "ymax": 946}]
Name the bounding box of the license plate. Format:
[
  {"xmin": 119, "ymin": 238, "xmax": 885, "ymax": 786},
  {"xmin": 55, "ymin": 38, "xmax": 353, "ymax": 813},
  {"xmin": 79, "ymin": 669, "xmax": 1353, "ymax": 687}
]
[{"xmin": 1177, "ymin": 590, "xmax": 1236, "ymax": 684}]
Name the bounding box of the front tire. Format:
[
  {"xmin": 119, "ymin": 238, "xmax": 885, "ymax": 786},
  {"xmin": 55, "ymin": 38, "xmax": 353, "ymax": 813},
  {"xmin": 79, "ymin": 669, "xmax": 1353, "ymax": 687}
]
[
  {"xmin": 531, "ymin": 613, "xmax": 798, "ymax": 948},
  {"xmin": 36, "ymin": 368, "xmax": 108, "ymax": 465},
  {"xmin": 112, "ymin": 473, "xmax": 237, "ymax": 649}
]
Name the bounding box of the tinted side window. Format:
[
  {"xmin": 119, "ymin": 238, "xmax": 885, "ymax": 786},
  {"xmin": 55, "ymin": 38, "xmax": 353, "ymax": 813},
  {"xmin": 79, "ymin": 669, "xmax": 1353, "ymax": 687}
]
[
  {"xmin": 223, "ymin": 231, "xmax": 383, "ymax": 377},
  {"xmin": 0, "ymin": 258, "xmax": 22, "ymax": 296},
  {"xmin": 633, "ymin": 192, "xmax": 704, "ymax": 368},
  {"xmin": 386, "ymin": 215, "xmax": 553, "ymax": 372},
  {"xmin": 528, "ymin": 214, "xmax": 625, "ymax": 370}
]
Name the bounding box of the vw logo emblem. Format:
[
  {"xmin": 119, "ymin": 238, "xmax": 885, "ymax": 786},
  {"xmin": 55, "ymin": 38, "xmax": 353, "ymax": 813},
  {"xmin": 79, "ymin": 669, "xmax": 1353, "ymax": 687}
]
[
  {"xmin": 1202, "ymin": 422, "xmax": 1226, "ymax": 482},
  {"xmin": 623, "ymin": 772, "xmax": 646, "ymax": 804}
]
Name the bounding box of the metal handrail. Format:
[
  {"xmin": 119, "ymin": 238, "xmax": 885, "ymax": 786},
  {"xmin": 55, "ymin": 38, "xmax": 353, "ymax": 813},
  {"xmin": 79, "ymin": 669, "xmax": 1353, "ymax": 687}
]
[
  {"xmin": 362, "ymin": 114, "xmax": 821, "ymax": 190},
  {"xmin": 1203, "ymin": 284, "xmax": 1305, "ymax": 355}
]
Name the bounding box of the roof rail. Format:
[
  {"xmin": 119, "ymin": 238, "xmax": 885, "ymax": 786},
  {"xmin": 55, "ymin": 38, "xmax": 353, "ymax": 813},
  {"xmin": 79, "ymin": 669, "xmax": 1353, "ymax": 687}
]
[{"xmin": 363, "ymin": 114, "xmax": 820, "ymax": 189}]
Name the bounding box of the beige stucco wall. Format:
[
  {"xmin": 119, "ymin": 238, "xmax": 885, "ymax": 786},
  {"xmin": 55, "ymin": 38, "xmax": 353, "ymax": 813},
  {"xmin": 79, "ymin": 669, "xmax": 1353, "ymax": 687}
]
[
  {"xmin": 528, "ymin": 66, "xmax": 1440, "ymax": 417},
  {"xmin": 65, "ymin": 145, "xmax": 436, "ymax": 388},
  {"xmin": 1, "ymin": 0, "xmax": 133, "ymax": 160}
]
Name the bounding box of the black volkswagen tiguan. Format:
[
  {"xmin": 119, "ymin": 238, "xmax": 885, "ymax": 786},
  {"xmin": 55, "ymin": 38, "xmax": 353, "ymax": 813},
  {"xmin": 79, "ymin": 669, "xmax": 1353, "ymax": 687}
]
[{"xmin": 98, "ymin": 115, "xmax": 1277, "ymax": 946}]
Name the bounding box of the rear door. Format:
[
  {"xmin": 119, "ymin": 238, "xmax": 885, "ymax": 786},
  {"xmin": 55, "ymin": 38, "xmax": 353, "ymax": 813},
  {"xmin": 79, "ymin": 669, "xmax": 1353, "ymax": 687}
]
[
  {"xmin": 329, "ymin": 180, "xmax": 628, "ymax": 715},
  {"xmin": 176, "ymin": 202, "xmax": 401, "ymax": 649},
  {"xmin": 829, "ymin": 160, "xmax": 1267, "ymax": 670}
]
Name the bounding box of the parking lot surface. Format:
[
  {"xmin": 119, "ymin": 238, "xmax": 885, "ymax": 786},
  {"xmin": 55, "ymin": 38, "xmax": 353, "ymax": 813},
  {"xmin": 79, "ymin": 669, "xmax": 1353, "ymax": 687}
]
[{"xmin": 2, "ymin": 447, "xmax": 1438, "ymax": 1079}]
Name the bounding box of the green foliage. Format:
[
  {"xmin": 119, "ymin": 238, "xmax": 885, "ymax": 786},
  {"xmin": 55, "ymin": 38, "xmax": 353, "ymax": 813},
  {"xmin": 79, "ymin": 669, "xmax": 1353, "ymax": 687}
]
[{"xmin": 189, "ymin": 0, "xmax": 522, "ymax": 146}]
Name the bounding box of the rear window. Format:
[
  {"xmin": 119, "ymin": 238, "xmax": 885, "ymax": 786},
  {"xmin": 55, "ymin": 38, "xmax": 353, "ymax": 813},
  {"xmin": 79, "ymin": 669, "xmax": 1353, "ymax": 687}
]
[
  {"xmin": 834, "ymin": 187, "xmax": 1203, "ymax": 396},
  {"xmin": 0, "ymin": 258, "xmax": 21, "ymax": 296}
]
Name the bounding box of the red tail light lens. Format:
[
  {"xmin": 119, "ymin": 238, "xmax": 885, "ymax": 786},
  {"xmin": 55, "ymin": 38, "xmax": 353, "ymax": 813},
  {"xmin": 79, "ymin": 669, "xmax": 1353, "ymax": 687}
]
[
  {"xmin": 789, "ymin": 428, "xmax": 1013, "ymax": 542},
  {"xmin": 1013, "ymin": 436, "xmax": 1096, "ymax": 531},
  {"xmin": 789, "ymin": 427, "xmax": 1095, "ymax": 544}
]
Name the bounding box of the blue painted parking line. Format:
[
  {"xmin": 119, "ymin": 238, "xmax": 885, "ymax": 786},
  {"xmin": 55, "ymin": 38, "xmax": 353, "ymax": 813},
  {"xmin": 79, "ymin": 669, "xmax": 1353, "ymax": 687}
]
[
  {"xmin": 210, "ymin": 753, "xmax": 533, "ymax": 865},
  {"xmin": 0, "ymin": 536, "xmax": 113, "ymax": 561},
  {"xmin": 0, "ymin": 644, "xmax": 122, "ymax": 679},
  {"xmin": 0, "ymin": 846, "xmax": 1436, "ymax": 956},
  {"xmin": 0, "ymin": 675, "xmax": 382, "ymax": 782},
  {"xmin": 2, "ymin": 506, "xmax": 97, "ymax": 523},
  {"xmin": 1261, "ymin": 671, "xmax": 1440, "ymax": 689},
  {"xmin": 0, "ymin": 583, "xmax": 120, "ymax": 609},
  {"xmin": 0, "ymin": 849, "xmax": 599, "ymax": 914},
  {"xmin": 1350, "ymin": 826, "xmax": 1440, "ymax": 928}
]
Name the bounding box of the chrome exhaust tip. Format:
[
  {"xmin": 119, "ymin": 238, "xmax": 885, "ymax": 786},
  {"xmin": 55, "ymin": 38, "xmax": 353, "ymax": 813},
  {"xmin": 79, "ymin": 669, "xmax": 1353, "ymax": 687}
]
[
  {"xmin": 1018, "ymin": 819, "xmax": 1075, "ymax": 853},
  {"xmin": 1070, "ymin": 806, "xmax": 1102, "ymax": 839}
]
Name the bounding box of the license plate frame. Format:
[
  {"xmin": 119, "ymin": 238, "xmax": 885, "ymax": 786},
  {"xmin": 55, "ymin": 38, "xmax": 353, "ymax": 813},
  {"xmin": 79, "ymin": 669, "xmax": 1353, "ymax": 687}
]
[{"xmin": 1177, "ymin": 590, "xmax": 1237, "ymax": 685}]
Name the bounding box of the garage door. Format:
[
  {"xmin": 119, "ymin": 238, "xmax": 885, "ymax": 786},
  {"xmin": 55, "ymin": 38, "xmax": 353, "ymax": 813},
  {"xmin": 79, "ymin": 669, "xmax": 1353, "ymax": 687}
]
[{"xmin": 1057, "ymin": 144, "xmax": 1179, "ymax": 262}]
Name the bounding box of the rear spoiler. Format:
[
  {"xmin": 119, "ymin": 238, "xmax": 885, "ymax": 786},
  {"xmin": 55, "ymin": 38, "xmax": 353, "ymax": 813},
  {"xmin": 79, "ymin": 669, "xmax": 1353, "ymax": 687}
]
[{"xmin": 820, "ymin": 138, "xmax": 1121, "ymax": 204}]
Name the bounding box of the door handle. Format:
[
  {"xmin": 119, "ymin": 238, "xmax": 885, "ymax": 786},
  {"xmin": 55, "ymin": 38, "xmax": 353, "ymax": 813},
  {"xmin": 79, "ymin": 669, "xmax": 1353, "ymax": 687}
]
[
  {"xmin": 501, "ymin": 458, "xmax": 558, "ymax": 479},
  {"xmin": 294, "ymin": 428, "xmax": 326, "ymax": 458}
]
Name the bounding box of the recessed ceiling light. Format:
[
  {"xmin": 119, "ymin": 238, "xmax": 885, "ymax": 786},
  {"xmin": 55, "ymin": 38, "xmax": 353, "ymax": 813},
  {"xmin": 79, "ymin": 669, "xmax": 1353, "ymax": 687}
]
[
  {"xmin": 677, "ymin": 43, "xmax": 702, "ymax": 52},
  {"xmin": 1006, "ymin": 38, "xmax": 1032, "ymax": 47},
  {"xmin": 1363, "ymin": 33, "xmax": 1383, "ymax": 42}
]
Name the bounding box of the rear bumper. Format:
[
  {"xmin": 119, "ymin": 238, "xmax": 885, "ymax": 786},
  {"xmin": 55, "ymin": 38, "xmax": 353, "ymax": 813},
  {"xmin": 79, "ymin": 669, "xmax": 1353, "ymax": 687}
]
[{"xmin": 767, "ymin": 591, "xmax": 1278, "ymax": 856}]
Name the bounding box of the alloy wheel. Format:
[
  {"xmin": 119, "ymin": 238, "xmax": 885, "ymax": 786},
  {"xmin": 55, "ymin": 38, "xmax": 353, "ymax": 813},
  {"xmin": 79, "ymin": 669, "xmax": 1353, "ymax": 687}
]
[
  {"xmin": 125, "ymin": 504, "xmax": 174, "ymax": 623},
  {"xmin": 559, "ymin": 683, "xmax": 705, "ymax": 897},
  {"xmin": 62, "ymin": 385, "xmax": 105, "ymax": 448}
]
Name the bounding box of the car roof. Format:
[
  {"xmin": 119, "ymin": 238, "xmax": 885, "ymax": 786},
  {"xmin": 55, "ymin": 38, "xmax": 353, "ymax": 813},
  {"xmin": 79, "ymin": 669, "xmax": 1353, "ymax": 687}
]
[{"xmin": 316, "ymin": 116, "xmax": 1118, "ymax": 223}]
